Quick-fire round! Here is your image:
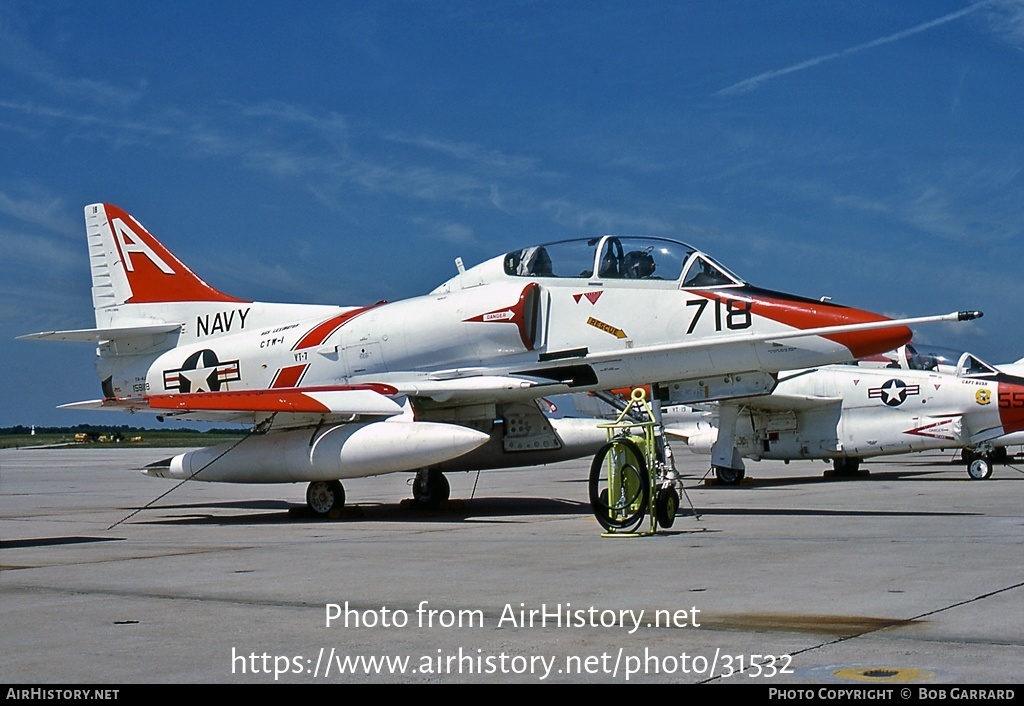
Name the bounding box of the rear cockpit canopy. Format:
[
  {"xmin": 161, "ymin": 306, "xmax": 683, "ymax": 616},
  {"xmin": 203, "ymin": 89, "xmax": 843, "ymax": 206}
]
[{"xmin": 502, "ymin": 235, "xmax": 744, "ymax": 288}]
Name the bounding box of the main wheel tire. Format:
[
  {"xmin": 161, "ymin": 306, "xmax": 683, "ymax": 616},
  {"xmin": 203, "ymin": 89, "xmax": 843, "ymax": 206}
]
[
  {"xmin": 832, "ymin": 457, "xmax": 862, "ymax": 476},
  {"xmin": 714, "ymin": 466, "xmax": 745, "ymax": 485},
  {"xmin": 306, "ymin": 480, "xmax": 345, "ymax": 517},
  {"xmin": 655, "ymin": 487, "xmax": 680, "ymax": 529},
  {"xmin": 589, "ymin": 437, "xmax": 649, "ymax": 533},
  {"xmin": 413, "ymin": 469, "xmax": 451, "ymax": 506},
  {"xmin": 967, "ymin": 457, "xmax": 993, "ymax": 480}
]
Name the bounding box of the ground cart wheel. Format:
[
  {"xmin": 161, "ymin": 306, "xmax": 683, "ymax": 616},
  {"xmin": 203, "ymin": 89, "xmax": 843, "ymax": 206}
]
[
  {"xmin": 655, "ymin": 486, "xmax": 680, "ymax": 529},
  {"xmin": 589, "ymin": 436, "xmax": 649, "ymax": 533}
]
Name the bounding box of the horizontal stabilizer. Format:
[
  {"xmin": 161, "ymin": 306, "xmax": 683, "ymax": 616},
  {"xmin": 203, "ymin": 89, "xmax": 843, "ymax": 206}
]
[{"xmin": 19, "ymin": 323, "xmax": 182, "ymax": 342}]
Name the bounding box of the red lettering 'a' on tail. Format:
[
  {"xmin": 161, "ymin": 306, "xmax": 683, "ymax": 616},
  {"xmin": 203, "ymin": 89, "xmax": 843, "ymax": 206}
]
[{"xmin": 87, "ymin": 203, "xmax": 248, "ymax": 307}]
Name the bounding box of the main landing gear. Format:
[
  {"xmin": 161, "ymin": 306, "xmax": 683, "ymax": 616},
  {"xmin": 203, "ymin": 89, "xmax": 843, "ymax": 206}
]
[
  {"xmin": 412, "ymin": 469, "xmax": 451, "ymax": 507},
  {"xmin": 831, "ymin": 457, "xmax": 862, "ymax": 477},
  {"xmin": 713, "ymin": 466, "xmax": 746, "ymax": 485},
  {"xmin": 306, "ymin": 480, "xmax": 345, "ymax": 518},
  {"xmin": 708, "ymin": 402, "xmax": 746, "ymax": 486},
  {"xmin": 304, "ymin": 469, "xmax": 453, "ymax": 519}
]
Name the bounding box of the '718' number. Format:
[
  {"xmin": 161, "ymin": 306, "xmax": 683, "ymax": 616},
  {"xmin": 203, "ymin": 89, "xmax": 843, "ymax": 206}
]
[{"xmin": 686, "ymin": 297, "xmax": 752, "ymax": 334}]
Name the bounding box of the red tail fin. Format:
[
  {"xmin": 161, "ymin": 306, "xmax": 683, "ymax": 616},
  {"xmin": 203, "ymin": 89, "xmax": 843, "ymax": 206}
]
[{"xmin": 89, "ymin": 203, "xmax": 247, "ymax": 305}]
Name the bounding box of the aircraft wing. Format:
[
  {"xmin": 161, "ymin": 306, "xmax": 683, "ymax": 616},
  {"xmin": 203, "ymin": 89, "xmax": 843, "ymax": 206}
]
[
  {"xmin": 582, "ymin": 310, "xmax": 979, "ymax": 364},
  {"xmin": 59, "ymin": 384, "xmax": 404, "ymax": 427},
  {"xmin": 481, "ymin": 310, "xmax": 982, "ymax": 392}
]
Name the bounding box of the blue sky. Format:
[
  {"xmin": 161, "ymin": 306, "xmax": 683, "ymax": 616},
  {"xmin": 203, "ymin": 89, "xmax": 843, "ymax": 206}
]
[{"xmin": 2, "ymin": 1, "xmax": 1022, "ymax": 427}]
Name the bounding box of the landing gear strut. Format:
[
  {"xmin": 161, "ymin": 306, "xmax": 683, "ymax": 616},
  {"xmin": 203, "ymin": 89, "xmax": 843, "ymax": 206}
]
[
  {"xmin": 306, "ymin": 480, "xmax": 345, "ymax": 518},
  {"xmin": 710, "ymin": 403, "xmax": 745, "ymax": 486},
  {"xmin": 413, "ymin": 469, "xmax": 451, "ymax": 507}
]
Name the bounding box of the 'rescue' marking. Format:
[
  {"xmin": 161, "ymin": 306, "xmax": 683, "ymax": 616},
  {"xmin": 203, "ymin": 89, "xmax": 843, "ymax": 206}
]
[{"xmin": 586, "ymin": 317, "xmax": 627, "ymax": 339}]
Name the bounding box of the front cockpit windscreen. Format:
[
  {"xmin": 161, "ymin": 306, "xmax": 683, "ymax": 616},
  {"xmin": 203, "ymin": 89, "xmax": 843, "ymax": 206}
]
[
  {"xmin": 503, "ymin": 236, "xmax": 742, "ymax": 286},
  {"xmin": 680, "ymin": 253, "xmax": 743, "ymax": 288}
]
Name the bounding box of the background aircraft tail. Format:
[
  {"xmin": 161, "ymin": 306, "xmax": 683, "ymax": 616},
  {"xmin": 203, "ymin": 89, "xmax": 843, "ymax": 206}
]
[{"xmin": 86, "ymin": 203, "xmax": 248, "ymax": 327}]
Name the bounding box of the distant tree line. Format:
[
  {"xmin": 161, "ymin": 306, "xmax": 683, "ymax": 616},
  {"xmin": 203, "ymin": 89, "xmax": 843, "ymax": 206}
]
[{"xmin": 0, "ymin": 424, "xmax": 243, "ymax": 436}]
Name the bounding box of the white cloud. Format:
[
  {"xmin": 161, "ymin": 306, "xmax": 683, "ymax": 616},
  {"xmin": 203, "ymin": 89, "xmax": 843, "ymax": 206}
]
[{"xmin": 716, "ymin": 3, "xmax": 993, "ymax": 96}]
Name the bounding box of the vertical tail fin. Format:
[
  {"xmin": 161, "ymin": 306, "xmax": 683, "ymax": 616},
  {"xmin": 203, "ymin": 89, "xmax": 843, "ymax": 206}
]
[{"xmin": 87, "ymin": 203, "xmax": 247, "ymax": 319}]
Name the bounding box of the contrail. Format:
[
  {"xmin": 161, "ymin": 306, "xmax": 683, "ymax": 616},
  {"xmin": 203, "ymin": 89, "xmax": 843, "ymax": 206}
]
[{"xmin": 716, "ymin": 2, "xmax": 992, "ymax": 96}]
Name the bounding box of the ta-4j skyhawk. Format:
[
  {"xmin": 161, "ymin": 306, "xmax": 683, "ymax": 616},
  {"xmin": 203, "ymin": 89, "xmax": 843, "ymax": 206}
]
[{"xmin": 21, "ymin": 203, "xmax": 981, "ymax": 517}]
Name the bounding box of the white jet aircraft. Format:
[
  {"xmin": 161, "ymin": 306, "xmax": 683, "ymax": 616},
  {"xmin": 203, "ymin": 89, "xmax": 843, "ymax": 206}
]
[
  {"xmin": 662, "ymin": 344, "xmax": 1024, "ymax": 481},
  {"xmin": 20, "ymin": 204, "xmax": 981, "ymax": 518}
]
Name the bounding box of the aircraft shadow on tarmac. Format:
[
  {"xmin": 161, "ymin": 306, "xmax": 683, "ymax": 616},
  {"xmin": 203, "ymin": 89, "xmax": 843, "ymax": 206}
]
[
  {"xmin": 684, "ymin": 459, "xmax": 1024, "ymax": 489},
  {"xmin": 131, "ymin": 496, "xmax": 594, "ymax": 526},
  {"xmin": 696, "ymin": 468, "xmax": 948, "ymax": 488}
]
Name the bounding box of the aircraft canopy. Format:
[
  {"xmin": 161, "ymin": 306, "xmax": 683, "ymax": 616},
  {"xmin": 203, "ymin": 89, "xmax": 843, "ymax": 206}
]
[
  {"xmin": 864, "ymin": 343, "xmax": 1002, "ymax": 378},
  {"xmin": 502, "ymin": 236, "xmax": 744, "ymax": 287}
]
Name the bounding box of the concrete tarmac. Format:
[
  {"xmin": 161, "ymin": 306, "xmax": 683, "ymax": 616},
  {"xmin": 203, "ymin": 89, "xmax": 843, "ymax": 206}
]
[{"xmin": 2, "ymin": 445, "xmax": 1022, "ymax": 685}]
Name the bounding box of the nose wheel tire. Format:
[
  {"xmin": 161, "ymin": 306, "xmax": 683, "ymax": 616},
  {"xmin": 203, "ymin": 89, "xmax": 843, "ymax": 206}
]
[
  {"xmin": 655, "ymin": 487, "xmax": 679, "ymax": 528},
  {"xmin": 589, "ymin": 436, "xmax": 649, "ymax": 533},
  {"xmin": 306, "ymin": 480, "xmax": 345, "ymax": 517}
]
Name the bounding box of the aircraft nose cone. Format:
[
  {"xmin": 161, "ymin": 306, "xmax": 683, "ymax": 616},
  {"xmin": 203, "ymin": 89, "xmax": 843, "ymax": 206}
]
[
  {"xmin": 998, "ymin": 379, "xmax": 1024, "ymax": 435},
  {"xmin": 746, "ymin": 288, "xmax": 913, "ymax": 359}
]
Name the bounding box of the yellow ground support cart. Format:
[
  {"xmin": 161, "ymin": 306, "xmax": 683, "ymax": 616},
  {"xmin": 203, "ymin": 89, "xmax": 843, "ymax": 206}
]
[{"xmin": 589, "ymin": 387, "xmax": 683, "ymax": 535}]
